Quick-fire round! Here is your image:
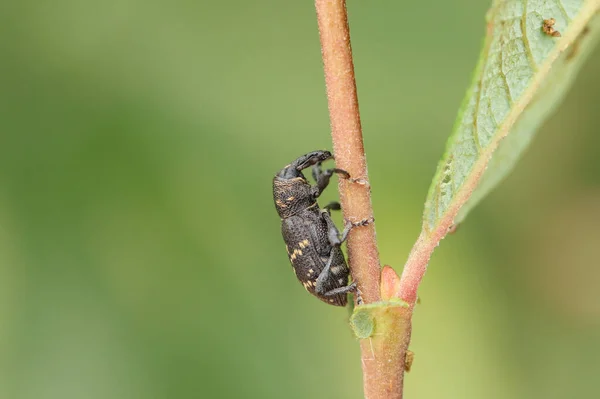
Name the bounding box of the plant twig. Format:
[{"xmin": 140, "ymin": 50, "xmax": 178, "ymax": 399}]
[
  {"xmin": 315, "ymin": 0, "xmax": 380, "ymax": 304},
  {"xmin": 315, "ymin": 1, "xmax": 406, "ymax": 398}
]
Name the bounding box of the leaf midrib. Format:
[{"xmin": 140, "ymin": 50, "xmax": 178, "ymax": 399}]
[{"xmin": 424, "ymin": 1, "xmax": 600, "ymax": 237}]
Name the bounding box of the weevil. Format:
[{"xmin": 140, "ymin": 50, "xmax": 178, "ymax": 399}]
[{"xmin": 273, "ymin": 150, "xmax": 365, "ymax": 306}]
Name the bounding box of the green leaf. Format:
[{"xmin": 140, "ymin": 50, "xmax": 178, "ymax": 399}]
[{"xmin": 424, "ymin": 0, "xmax": 600, "ymax": 232}]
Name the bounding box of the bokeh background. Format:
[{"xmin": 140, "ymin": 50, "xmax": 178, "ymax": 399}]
[{"xmin": 1, "ymin": 1, "xmax": 599, "ymax": 398}]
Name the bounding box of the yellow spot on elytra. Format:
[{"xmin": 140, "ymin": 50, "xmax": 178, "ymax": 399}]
[
  {"xmin": 289, "ymin": 248, "xmax": 303, "ymax": 261},
  {"xmin": 330, "ymin": 265, "xmax": 344, "ymax": 274},
  {"xmin": 308, "ymin": 269, "xmax": 314, "ymax": 275},
  {"xmin": 275, "ymin": 199, "xmax": 287, "ymax": 208},
  {"xmin": 286, "ymin": 196, "xmax": 295, "ymax": 201},
  {"xmin": 298, "ymin": 239, "xmax": 310, "ymax": 249}
]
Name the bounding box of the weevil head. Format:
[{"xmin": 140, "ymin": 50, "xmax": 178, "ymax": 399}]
[{"xmin": 273, "ymin": 151, "xmax": 332, "ymax": 219}]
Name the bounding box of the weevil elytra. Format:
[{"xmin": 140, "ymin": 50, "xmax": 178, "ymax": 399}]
[{"xmin": 273, "ymin": 150, "xmax": 365, "ymax": 306}]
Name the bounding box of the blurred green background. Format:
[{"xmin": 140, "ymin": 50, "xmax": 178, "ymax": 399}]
[{"xmin": 1, "ymin": 1, "xmax": 599, "ymax": 398}]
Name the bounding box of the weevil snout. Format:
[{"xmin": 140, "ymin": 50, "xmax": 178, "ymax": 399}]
[{"xmin": 276, "ymin": 150, "xmax": 333, "ymax": 180}]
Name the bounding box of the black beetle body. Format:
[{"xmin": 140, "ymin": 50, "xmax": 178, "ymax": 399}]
[{"xmin": 273, "ymin": 151, "xmax": 355, "ymax": 306}]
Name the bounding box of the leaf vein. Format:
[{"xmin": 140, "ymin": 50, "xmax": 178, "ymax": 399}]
[
  {"xmin": 471, "ymin": 84, "xmax": 484, "ymax": 155},
  {"xmin": 555, "ymin": 0, "xmax": 572, "ymax": 22},
  {"xmin": 520, "ymin": 0, "xmax": 539, "ymax": 72},
  {"xmin": 498, "ymin": 33, "xmax": 514, "ymax": 104}
]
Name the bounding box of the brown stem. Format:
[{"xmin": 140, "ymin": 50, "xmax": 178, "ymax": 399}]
[
  {"xmin": 315, "ymin": 1, "xmax": 402, "ymax": 398},
  {"xmin": 315, "ymin": 0, "xmax": 380, "ymax": 304}
]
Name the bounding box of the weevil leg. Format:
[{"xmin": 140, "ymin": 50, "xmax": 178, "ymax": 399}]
[
  {"xmin": 321, "ymin": 210, "xmax": 351, "ymax": 247},
  {"xmin": 323, "ymin": 202, "xmax": 341, "ymax": 212},
  {"xmin": 345, "ymin": 217, "xmax": 375, "ymax": 228},
  {"xmin": 311, "ymin": 163, "xmax": 350, "ymax": 198},
  {"xmin": 328, "ymin": 216, "xmax": 376, "ymax": 247},
  {"xmin": 322, "ymin": 281, "xmax": 357, "ymax": 297},
  {"xmin": 354, "ymin": 287, "xmax": 364, "ymax": 305},
  {"xmin": 312, "ymin": 161, "xmax": 338, "ymax": 183},
  {"xmin": 314, "ymin": 249, "xmax": 336, "ymax": 294},
  {"xmin": 311, "ymin": 161, "xmax": 322, "ymax": 183},
  {"xmin": 314, "ymin": 252, "xmax": 356, "ymax": 296},
  {"xmin": 339, "ymin": 219, "xmax": 354, "ymax": 242}
]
